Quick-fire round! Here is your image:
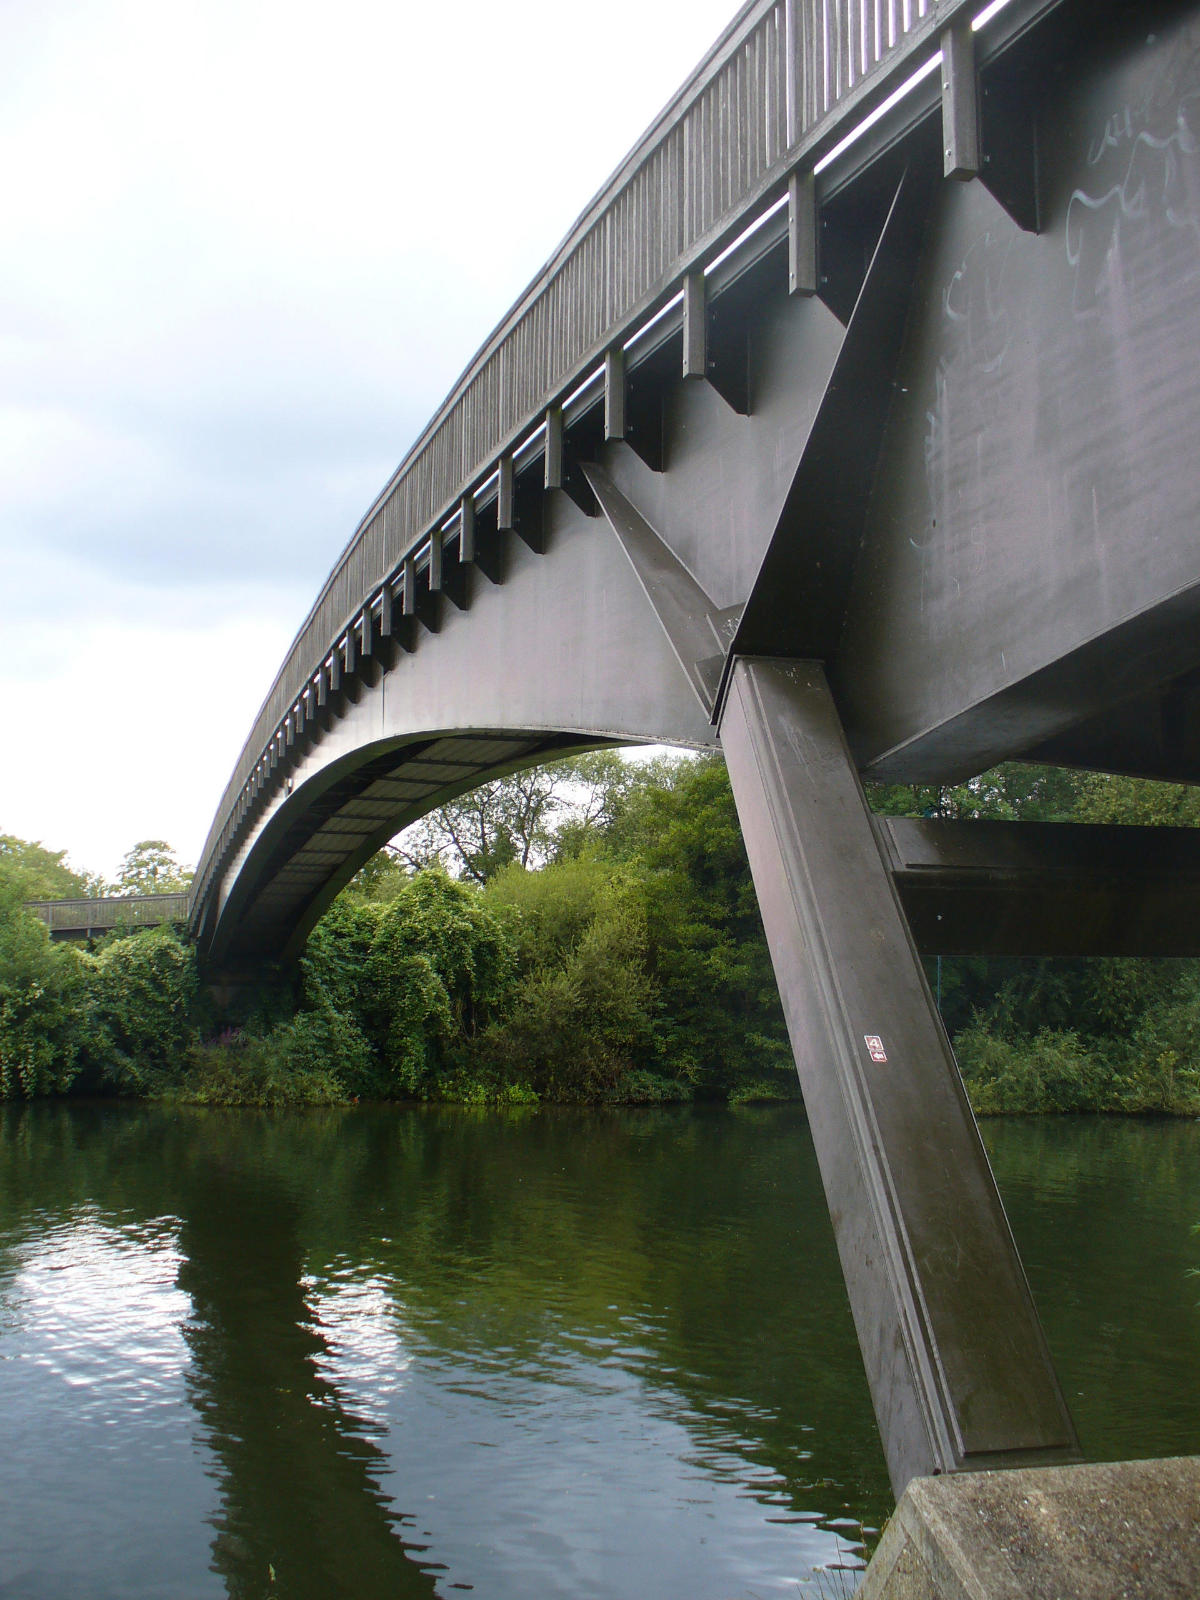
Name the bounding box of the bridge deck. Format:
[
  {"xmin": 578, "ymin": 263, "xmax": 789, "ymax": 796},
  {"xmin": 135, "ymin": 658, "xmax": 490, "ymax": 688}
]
[
  {"xmin": 191, "ymin": 0, "xmax": 1034, "ymax": 928},
  {"xmin": 27, "ymin": 894, "xmax": 191, "ymax": 940}
]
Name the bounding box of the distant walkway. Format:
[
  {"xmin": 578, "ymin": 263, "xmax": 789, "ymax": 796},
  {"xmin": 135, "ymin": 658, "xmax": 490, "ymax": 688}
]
[{"xmin": 26, "ymin": 893, "xmax": 190, "ymax": 940}]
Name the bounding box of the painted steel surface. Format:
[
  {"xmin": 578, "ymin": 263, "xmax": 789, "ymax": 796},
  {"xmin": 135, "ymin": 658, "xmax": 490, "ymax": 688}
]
[
  {"xmin": 179, "ymin": 0, "xmax": 1200, "ymax": 1501},
  {"xmin": 191, "ymin": 0, "xmax": 989, "ymax": 939},
  {"xmin": 198, "ymin": 0, "xmax": 1200, "ymax": 969},
  {"xmin": 718, "ymin": 657, "xmax": 1077, "ymax": 1493}
]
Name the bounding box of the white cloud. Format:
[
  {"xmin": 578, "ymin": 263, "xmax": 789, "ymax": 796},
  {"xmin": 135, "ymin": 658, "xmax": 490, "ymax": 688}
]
[
  {"xmin": 0, "ymin": 566, "xmax": 298, "ymax": 880},
  {"xmin": 1, "ymin": 0, "xmax": 736, "ymax": 876}
]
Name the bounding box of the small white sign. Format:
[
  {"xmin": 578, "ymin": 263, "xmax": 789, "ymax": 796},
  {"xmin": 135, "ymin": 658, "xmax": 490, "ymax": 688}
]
[{"xmin": 864, "ymin": 1035, "xmax": 888, "ymax": 1063}]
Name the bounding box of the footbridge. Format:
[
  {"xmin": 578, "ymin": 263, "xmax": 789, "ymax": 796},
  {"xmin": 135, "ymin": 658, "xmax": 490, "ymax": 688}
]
[{"xmin": 189, "ymin": 0, "xmax": 1200, "ymax": 1508}]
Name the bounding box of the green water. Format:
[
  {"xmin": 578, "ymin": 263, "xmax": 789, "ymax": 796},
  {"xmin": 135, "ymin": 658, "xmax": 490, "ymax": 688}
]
[{"xmin": 0, "ymin": 1103, "xmax": 1196, "ymax": 1599}]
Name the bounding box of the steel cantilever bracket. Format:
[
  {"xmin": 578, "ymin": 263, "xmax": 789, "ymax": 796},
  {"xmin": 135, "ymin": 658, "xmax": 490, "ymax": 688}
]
[{"xmin": 579, "ymin": 464, "xmax": 739, "ymax": 717}]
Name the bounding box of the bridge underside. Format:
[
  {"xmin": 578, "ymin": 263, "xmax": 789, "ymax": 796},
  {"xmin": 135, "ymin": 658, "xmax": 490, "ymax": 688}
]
[
  {"xmin": 195, "ymin": 0, "xmax": 1200, "ymax": 1503},
  {"xmin": 204, "ymin": 1, "xmax": 1200, "ymax": 970}
]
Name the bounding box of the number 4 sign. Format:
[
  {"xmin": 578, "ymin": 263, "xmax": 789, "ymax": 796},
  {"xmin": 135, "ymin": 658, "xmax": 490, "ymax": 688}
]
[{"xmin": 864, "ymin": 1035, "xmax": 888, "ymax": 1063}]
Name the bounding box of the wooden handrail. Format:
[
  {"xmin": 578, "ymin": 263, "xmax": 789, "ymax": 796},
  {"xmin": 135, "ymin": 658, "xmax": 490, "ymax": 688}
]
[{"xmin": 26, "ymin": 894, "xmax": 192, "ymax": 932}]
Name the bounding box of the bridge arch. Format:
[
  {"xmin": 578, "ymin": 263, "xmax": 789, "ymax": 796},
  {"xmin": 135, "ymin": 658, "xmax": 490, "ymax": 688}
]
[
  {"xmin": 194, "ymin": 469, "xmax": 730, "ymax": 968},
  {"xmin": 203, "ymin": 727, "xmax": 673, "ymax": 970},
  {"xmin": 187, "ymin": 0, "xmax": 1200, "ymax": 1502}
]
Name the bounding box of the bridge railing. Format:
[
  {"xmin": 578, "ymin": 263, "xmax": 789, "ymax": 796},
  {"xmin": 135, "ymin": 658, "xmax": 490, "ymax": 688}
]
[
  {"xmin": 195, "ymin": 0, "xmax": 971, "ymax": 915},
  {"xmin": 27, "ymin": 894, "xmax": 192, "ymax": 937}
]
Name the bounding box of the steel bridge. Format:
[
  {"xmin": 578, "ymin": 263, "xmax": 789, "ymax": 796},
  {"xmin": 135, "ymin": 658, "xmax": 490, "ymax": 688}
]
[{"xmin": 186, "ymin": 0, "xmax": 1200, "ymax": 1500}]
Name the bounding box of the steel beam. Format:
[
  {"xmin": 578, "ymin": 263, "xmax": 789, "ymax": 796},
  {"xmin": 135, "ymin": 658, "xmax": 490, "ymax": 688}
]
[
  {"xmin": 580, "ymin": 463, "xmax": 734, "ymax": 712},
  {"xmin": 544, "ymin": 404, "xmax": 564, "ymax": 490},
  {"xmin": 604, "ymin": 345, "xmax": 626, "ymax": 441},
  {"xmin": 497, "ymin": 454, "xmax": 515, "ymax": 532},
  {"xmin": 717, "ymin": 658, "xmax": 1078, "ymax": 1496},
  {"xmin": 940, "ymin": 15, "xmax": 979, "ymax": 179},
  {"xmin": 682, "ymin": 271, "xmax": 707, "ymax": 379},
  {"xmin": 879, "ymin": 816, "xmax": 1200, "ymax": 957},
  {"xmin": 788, "ymin": 169, "xmax": 818, "ymax": 296}
]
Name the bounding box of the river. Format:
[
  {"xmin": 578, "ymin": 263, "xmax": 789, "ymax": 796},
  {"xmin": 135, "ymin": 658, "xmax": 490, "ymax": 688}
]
[{"xmin": 0, "ymin": 1103, "xmax": 1197, "ymax": 1599}]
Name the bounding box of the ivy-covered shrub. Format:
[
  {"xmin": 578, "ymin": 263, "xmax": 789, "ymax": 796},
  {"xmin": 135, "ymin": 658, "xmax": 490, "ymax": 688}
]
[
  {"xmin": 477, "ymin": 860, "xmax": 661, "ymax": 1100},
  {"xmin": 359, "ymin": 870, "xmax": 515, "ymax": 1097},
  {"xmin": 0, "ymin": 887, "xmax": 83, "ymax": 1098},
  {"xmin": 79, "ymin": 926, "xmax": 198, "ymax": 1093}
]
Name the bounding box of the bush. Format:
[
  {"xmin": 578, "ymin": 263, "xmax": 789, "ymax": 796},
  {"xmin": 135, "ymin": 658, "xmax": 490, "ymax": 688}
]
[
  {"xmin": 955, "ymin": 1025, "xmax": 1108, "ymax": 1114},
  {"xmin": 596, "ymin": 756, "xmax": 794, "ymax": 1097},
  {"xmin": 175, "ymin": 1023, "xmax": 351, "ymax": 1107},
  {"xmin": 1114, "ymin": 991, "xmax": 1200, "ymax": 1114},
  {"xmin": 0, "ymin": 888, "xmax": 83, "ymax": 1098},
  {"xmin": 436, "ymin": 1070, "xmax": 540, "ymax": 1108},
  {"xmin": 477, "ymin": 861, "xmax": 665, "ymax": 1100},
  {"xmin": 301, "ymin": 898, "xmax": 382, "ymax": 1016},
  {"xmin": 78, "ymin": 926, "xmax": 198, "ymax": 1093},
  {"xmin": 359, "ymin": 870, "xmax": 515, "ymax": 1097}
]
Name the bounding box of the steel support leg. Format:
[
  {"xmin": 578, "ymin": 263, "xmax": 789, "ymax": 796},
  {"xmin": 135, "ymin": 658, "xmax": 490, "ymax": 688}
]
[{"xmin": 718, "ymin": 657, "xmax": 1079, "ymax": 1496}]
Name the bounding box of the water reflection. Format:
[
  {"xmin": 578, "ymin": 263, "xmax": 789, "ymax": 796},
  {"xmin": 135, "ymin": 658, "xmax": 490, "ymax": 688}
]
[
  {"xmin": 3, "ymin": 1103, "xmax": 1195, "ymax": 1599},
  {"xmin": 0, "ymin": 1210, "xmax": 213, "ymax": 1600},
  {"xmin": 982, "ymin": 1115, "xmax": 1200, "ymax": 1463},
  {"xmin": 174, "ymin": 1154, "xmax": 440, "ymax": 1600}
]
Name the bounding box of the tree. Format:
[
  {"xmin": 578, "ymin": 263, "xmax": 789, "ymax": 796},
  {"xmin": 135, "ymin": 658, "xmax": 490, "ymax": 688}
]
[
  {"xmin": 78, "ymin": 926, "xmax": 198, "ymax": 1093},
  {"xmin": 0, "ymin": 833, "xmax": 103, "ymax": 900},
  {"xmin": 112, "ymin": 840, "xmax": 192, "ymax": 896},
  {"xmin": 0, "ymin": 878, "xmax": 84, "ymax": 1098},
  {"xmin": 479, "ymin": 857, "xmax": 661, "ymax": 1099},
  {"xmin": 344, "ymin": 849, "xmax": 408, "ymax": 903},
  {"xmin": 391, "ymin": 753, "xmax": 645, "ymax": 884},
  {"xmin": 1072, "ymin": 773, "xmax": 1200, "ymax": 827},
  {"xmin": 595, "ymin": 752, "xmax": 794, "ymax": 1095},
  {"xmin": 360, "ymin": 870, "xmax": 515, "ymax": 1095},
  {"xmin": 551, "ymin": 749, "xmax": 687, "ymax": 859},
  {"xmin": 867, "ymin": 762, "xmax": 1084, "ymax": 822}
]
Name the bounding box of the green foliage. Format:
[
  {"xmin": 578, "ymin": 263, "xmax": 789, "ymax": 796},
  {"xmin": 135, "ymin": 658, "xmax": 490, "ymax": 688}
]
[
  {"xmin": 344, "ymin": 848, "xmax": 408, "ymax": 903},
  {"xmin": 0, "ymin": 882, "xmax": 84, "ymax": 1098},
  {"xmin": 393, "ymin": 760, "xmax": 584, "ymax": 882},
  {"xmin": 359, "ymin": 870, "xmax": 515, "ymax": 1097},
  {"xmin": 868, "ymin": 762, "xmax": 1084, "ymax": 823},
  {"xmin": 596, "ymin": 754, "xmax": 795, "ymax": 1098},
  {"xmin": 0, "ymin": 833, "xmax": 101, "ymax": 900},
  {"xmin": 434, "ymin": 1071, "xmax": 541, "ymax": 1108},
  {"xmin": 392, "ymin": 749, "xmax": 665, "ymax": 883},
  {"xmin": 177, "ymin": 1020, "xmax": 355, "ymax": 1107},
  {"xmin": 955, "ymin": 1018, "xmax": 1200, "ymax": 1116},
  {"xmin": 869, "ymin": 762, "xmax": 1200, "ymax": 1113},
  {"xmin": 547, "ymin": 750, "xmax": 665, "ymax": 859},
  {"xmin": 727, "ymin": 1078, "xmax": 799, "ymax": 1106},
  {"xmin": 78, "ymin": 926, "xmax": 198, "ymax": 1093},
  {"xmin": 956, "ymin": 1026, "xmax": 1107, "ymax": 1113},
  {"xmin": 300, "ymin": 897, "xmax": 382, "ymax": 1016},
  {"xmin": 111, "ymin": 839, "xmax": 192, "ymax": 896},
  {"xmin": 1071, "ymin": 773, "xmax": 1200, "ymax": 827},
  {"xmin": 476, "ymin": 859, "xmax": 662, "ymax": 1100},
  {"xmin": 11, "ymin": 757, "xmax": 1200, "ymax": 1113}
]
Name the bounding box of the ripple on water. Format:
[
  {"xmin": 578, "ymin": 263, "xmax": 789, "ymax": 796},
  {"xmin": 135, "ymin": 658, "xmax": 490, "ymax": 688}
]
[
  {"xmin": 296, "ymin": 1265, "xmax": 860, "ymax": 1600},
  {"xmin": 0, "ymin": 1207, "xmax": 220, "ymax": 1599}
]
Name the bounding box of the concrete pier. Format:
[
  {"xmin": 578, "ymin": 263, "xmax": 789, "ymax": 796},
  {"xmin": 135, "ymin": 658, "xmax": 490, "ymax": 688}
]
[{"xmin": 858, "ymin": 1457, "xmax": 1200, "ymax": 1600}]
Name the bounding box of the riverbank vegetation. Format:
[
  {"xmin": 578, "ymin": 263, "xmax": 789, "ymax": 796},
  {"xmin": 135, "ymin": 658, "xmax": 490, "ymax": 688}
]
[{"xmin": 3, "ymin": 754, "xmax": 1200, "ymax": 1114}]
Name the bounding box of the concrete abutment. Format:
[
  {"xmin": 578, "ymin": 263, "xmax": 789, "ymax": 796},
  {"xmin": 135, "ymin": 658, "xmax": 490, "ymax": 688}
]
[{"xmin": 858, "ymin": 1457, "xmax": 1200, "ymax": 1600}]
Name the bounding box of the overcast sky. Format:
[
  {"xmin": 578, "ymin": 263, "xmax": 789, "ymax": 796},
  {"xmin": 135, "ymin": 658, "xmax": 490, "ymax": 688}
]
[{"xmin": 0, "ymin": 0, "xmax": 737, "ymax": 881}]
